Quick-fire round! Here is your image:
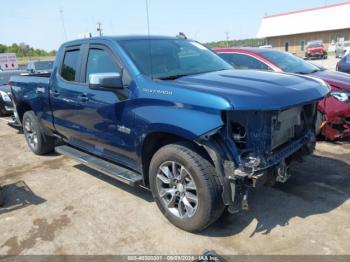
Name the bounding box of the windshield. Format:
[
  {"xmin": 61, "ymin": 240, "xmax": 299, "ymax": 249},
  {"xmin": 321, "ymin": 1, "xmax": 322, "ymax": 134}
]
[
  {"xmin": 34, "ymin": 61, "xmax": 53, "ymax": 70},
  {"xmin": 260, "ymin": 50, "xmax": 320, "ymax": 74},
  {"xmin": 344, "ymin": 42, "xmax": 350, "ymax": 47},
  {"xmin": 308, "ymin": 43, "xmax": 322, "ymax": 48},
  {"xmin": 119, "ymin": 39, "xmax": 232, "ymax": 79}
]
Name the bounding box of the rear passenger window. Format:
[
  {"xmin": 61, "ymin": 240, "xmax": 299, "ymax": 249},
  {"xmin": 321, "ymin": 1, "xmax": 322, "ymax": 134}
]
[
  {"xmin": 86, "ymin": 49, "xmax": 120, "ymax": 82},
  {"xmin": 61, "ymin": 49, "xmax": 80, "ymax": 81}
]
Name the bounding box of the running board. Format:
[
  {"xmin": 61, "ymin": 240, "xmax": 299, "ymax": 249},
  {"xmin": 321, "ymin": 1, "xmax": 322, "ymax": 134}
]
[{"xmin": 55, "ymin": 145, "xmax": 143, "ymax": 186}]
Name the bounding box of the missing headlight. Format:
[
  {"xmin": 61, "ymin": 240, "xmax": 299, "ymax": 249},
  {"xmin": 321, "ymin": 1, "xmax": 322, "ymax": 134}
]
[{"xmin": 231, "ymin": 122, "xmax": 246, "ymax": 147}]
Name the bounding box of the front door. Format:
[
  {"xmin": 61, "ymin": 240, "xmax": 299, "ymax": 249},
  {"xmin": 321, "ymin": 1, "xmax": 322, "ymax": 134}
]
[{"xmin": 75, "ymin": 45, "xmax": 136, "ymax": 168}]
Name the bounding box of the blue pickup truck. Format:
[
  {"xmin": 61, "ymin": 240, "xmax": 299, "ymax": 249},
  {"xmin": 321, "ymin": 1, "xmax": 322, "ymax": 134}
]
[{"xmin": 10, "ymin": 36, "xmax": 329, "ymax": 232}]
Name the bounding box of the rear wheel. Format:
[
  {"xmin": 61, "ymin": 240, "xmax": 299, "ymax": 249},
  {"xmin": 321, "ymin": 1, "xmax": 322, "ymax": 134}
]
[
  {"xmin": 149, "ymin": 143, "xmax": 224, "ymax": 232},
  {"xmin": 23, "ymin": 111, "xmax": 55, "ymax": 155}
]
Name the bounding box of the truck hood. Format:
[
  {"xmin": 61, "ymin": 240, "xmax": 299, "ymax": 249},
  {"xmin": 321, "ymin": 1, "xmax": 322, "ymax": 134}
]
[
  {"xmin": 173, "ymin": 70, "xmax": 329, "ymax": 110},
  {"xmin": 310, "ymin": 69, "xmax": 350, "ymax": 91}
]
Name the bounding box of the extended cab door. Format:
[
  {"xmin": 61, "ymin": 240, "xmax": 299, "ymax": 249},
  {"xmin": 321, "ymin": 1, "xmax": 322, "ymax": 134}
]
[
  {"xmin": 73, "ymin": 44, "xmax": 136, "ymax": 169},
  {"xmin": 50, "ymin": 45, "xmax": 87, "ymax": 140}
]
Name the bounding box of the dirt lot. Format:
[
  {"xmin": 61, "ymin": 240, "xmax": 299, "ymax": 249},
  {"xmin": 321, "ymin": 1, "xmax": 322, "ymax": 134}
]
[
  {"xmin": 309, "ymin": 55, "xmax": 339, "ymax": 71},
  {"xmin": 0, "ymin": 117, "xmax": 350, "ymax": 256}
]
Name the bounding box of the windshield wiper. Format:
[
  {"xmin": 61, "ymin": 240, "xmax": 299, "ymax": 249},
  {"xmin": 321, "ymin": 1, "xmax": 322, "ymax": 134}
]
[
  {"xmin": 157, "ymin": 74, "xmax": 190, "ymax": 80},
  {"xmin": 294, "ymin": 69, "xmax": 320, "ymax": 74}
]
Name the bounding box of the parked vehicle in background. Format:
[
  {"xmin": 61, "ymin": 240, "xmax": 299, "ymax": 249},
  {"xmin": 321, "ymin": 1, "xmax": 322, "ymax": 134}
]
[
  {"xmin": 215, "ymin": 47, "xmax": 350, "ymax": 140},
  {"xmin": 0, "ymin": 53, "xmax": 18, "ymax": 71},
  {"xmin": 0, "ymin": 70, "xmax": 26, "ymax": 116},
  {"xmin": 337, "ymin": 53, "xmax": 350, "ymax": 74},
  {"xmin": 26, "ymin": 60, "xmax": 54, "ymax": 73},
  {"xmin": 335, "ymin": 41, "xmax": 350, "ymax": 58},
  {"xmin": 305, "ymin": 41, "xmax": 327, "ymax": 59},
  {"xmin": 10, "ymin": 36, "xmax": 328, "ymax": 232}
]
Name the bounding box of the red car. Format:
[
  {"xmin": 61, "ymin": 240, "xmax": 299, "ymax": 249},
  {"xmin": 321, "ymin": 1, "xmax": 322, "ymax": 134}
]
[
  {"xmin": 215, "ymin": 47, "xmax": 350, "ymax": 141},
  {"xmin": 305, "ymin": 42, "xmax": 328, "ymax": 59}
]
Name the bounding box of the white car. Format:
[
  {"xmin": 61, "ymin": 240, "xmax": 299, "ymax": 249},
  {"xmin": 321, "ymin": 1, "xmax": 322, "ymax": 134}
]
[{"xmin": 335, "ymin": 41, "xmax": 350, "ymax": 58}]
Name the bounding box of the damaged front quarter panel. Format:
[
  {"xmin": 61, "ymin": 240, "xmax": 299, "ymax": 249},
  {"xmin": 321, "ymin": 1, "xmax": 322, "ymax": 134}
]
[{"xmin": 196, "ymin": 104, "xmax": 319, "ymax": 213}]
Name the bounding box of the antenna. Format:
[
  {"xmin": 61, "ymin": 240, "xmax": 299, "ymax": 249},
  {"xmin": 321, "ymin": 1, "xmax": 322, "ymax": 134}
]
[
  {"xmin": 145, "ymin": 0, "xmax": 151, "ymax": 35},
  {"xmin": 145, "ymin": 0, "xmax": 153, "ymax": 79},
  {"xmin": 59, "ymin": 8, "xmax": 67, "ymax": 40},
  {"xmin": 97, "ymin": 21, "xmax": 103, "ymax": 36}
]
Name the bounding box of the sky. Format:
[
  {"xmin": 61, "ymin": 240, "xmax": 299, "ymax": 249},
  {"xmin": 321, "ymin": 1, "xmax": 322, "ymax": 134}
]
[{"xmin": 0, "ymin": 0, "xmax": 346, "ymax": 51}]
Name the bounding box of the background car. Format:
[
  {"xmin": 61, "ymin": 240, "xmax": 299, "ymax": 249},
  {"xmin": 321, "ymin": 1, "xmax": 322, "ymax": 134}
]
[
  {"xmin": 337, "ymin": 53, "xmax": 350, "ymax": 74},
  {"xmin": 0, "ymin": 70, "xmax": 25, "ymax": 116},
  {"xmin": 335, "ymin": 41, "xmax": 350, "ymax": 58},
  {"xmin": 26, "ymin": 60, "xmax": 54, "ymax": 73},
  {"xmin": 214, "ymin": 47, "xmax": 350, "ymax": 141},
  {"xmin": 305, "ymin": 41, "xmax": 327, "ymax": 59}
]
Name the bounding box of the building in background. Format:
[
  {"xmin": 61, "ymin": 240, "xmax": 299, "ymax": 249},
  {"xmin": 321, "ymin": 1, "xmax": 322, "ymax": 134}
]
[{"xmin": 257, "ymin": 1, "xmax": 350, "ymax": 56}]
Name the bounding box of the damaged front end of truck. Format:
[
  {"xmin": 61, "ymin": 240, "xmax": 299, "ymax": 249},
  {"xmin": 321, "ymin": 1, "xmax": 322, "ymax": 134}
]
[{"xmin": 196, "ymin": 103, "xmax": 318, "ymax": 213}]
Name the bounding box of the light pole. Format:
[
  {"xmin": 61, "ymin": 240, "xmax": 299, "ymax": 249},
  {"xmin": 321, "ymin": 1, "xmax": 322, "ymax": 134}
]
[
  {"xmin": 225, "ymin": 32, "xmax": 230, "ymax": 48},
  {"xmin": 97, "ymin": 21, "xmax": 103, "ymax": 37}
]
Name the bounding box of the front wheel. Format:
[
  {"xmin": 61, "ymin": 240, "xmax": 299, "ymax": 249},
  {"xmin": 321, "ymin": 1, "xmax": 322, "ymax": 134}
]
[
  {"xmin": 149, "ymin": 143, "xmax": 224, "ymax": 232},
  {"xmin": 23, "ymin": 111, "xmax": 55, "ymax": 155}
]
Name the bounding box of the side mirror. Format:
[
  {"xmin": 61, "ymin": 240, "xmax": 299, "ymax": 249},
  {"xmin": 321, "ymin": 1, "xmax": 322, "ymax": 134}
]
[{"xmin": 88, "ymin": 72, "xmax": 123, "ymax": 90}]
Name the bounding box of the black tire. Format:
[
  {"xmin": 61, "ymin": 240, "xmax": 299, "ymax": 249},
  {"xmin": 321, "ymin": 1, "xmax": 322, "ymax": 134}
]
[
  {"xmin": 0, "ymin": 186, "xmax": 3, "ymax": 207},
  {"xmin": 22, "ymin": 111, "xmax": 55, "ymax": 155},
  {"xmin": 0, "ymin": 103, "xmax": 7, "ymax": 117},
  {"xmin": 149, "ymin": 142, "xmax": 224, "ymax": 232}
]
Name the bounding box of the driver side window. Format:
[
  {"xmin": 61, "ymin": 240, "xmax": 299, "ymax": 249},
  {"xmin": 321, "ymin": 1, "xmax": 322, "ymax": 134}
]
[{"xmin": 86, "ymin": 48, "xmax": 120, "ymax": 82}]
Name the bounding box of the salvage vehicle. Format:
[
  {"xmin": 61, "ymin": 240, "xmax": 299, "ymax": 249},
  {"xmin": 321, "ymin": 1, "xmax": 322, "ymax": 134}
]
[
  {"xmin": 10, "ymin": 36, "xmax": 329, "ymax": 232},
  {"xmin": 0, "ymin": 70, "xmax": 25, "ymax": 116},
  {"xmin": 215, "ymin": 47, "xmax": 350, "ymax": 140},
  {"xmin": 337, "ymin": 53, "xmax": 350, "ymax": 74}
]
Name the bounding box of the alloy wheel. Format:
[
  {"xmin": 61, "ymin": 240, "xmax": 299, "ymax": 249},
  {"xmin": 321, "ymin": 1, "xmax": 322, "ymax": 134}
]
[
  {"xmin": 24, "ymin": 118, "xmax": 38, "ymax": 149},
  {"xmin": 156, "ymin": 161, "xmax": 198, "ymax": 218}
]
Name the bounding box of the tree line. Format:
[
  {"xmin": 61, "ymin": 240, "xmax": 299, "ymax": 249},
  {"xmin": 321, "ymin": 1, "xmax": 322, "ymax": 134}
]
[
  {"xmin": 205, "ymin": 38, "xmax": 267, "ymax": 49},
  {"xmin": 0, "ymin": 43, "xmax": 56, "ymax": 57}
]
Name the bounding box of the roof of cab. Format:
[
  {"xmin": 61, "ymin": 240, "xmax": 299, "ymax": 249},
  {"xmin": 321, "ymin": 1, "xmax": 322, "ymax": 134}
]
[{"xmin": 61, "ymin": 35, "xmax": 180, "ymax": 47}]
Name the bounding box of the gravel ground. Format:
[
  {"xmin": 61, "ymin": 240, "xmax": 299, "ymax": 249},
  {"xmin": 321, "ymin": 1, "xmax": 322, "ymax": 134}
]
[
  {"xmin": 308, "ymin": 55, "xmax": 340, "ymax": 71},
  {"xmin": 0, "ymin": 115, "xmax": 349, "ymax": 256}
]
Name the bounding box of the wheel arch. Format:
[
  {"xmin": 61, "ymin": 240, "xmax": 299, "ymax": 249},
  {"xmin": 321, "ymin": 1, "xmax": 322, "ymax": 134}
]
[
  {"xmin": 140, "ymin": 131, "xmax": 215, "ymax": 187},
  {"xmin": 16, "ymin": 101, "xmax": 33, "ymax": 122}
]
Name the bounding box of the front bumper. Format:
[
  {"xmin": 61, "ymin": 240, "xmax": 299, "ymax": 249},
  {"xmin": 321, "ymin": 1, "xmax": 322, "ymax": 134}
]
[{"xmin": 233, "ymin": 130, "xmax": 315, "ymax": 177}]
